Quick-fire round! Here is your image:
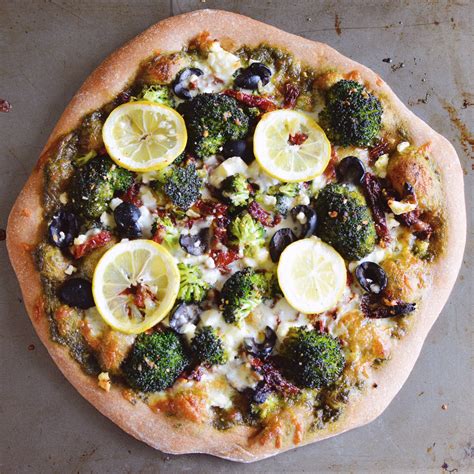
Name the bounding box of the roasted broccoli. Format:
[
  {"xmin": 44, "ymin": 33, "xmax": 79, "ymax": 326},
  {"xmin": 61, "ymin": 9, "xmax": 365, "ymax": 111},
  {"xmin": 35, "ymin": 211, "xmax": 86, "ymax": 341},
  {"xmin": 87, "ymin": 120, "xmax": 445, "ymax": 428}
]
[
  {"xmin": 151, "ymin": 216, "xmax": 179, "ymax": 249},
  {"xmin": 267, "ymin": 182, "xmax": 300, "ymax": 217},
  {"xmin": 177, "ymin": 263, "xmax": 209, "ymax": 303},
  {"xmin": 71, "ymin": 156, "xmax": 133, "ymax": 219},
  {"xmin": 221, "ymin": 173, "xmax": 252, "ymax": 207},
  {"xmin": 319, "ymin": 79, "xmax": 383, "ymax": 147},
  {"xmin": 280, "ymin": 327, "xmax": 345, "ymax": 389},
  {"xmin": 135, "ymin": 84, "xmax": 175, "ymax": 108},
  {"xmin": 190, "ymin": 326, "xmax": 227, "ymax": 366},
  {"xmin": 315, "ymin": 183, "xmax": 376, "ymax": 260},
  {"xmin": 179, "ymin": 93, "xmax": 250, "ymax": 158},
  {"xmin": 250, "ymin": 392, "xmax": 281, "ymax": 420},
  {"xmin": 220, "ymin": 268, "xmax": 270, "ymax": 324},
  {"xmin": 35, "ymin": 242, "xmax": 70, "ymax": 283},
  {"xmin": 78, "ymin": 111, "xmax": 104, "ymax": 152},
  {"xmin": 163, "ymin": 163, "xmax": 202, "ymax": 210},
  {"xmin": 229, "ymin": 212, "xmax": 265, "ymax": 258},
  {"xmin": 122, "ymin": 330, "xmax": 189, "ymax": 392}
]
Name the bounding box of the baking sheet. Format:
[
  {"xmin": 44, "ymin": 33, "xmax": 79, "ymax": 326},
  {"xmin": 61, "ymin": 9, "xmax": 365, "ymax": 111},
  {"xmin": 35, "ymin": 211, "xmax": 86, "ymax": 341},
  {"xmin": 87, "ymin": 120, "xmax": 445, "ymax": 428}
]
[{"xmin": 1, "ymin": 1, "xmax": 472, "ymax": 472}]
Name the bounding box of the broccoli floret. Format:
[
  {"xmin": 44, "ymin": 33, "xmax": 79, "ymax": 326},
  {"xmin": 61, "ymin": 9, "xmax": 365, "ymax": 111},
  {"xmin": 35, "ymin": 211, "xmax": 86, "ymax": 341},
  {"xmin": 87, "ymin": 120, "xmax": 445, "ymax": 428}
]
[
  {"xmin": 136, "ymin": 84, "xmax": 175, "ymax": 108},
  {"xmin": 163, "ymin": 163, "xmax": 202, "ymax": 210},
  {"xmin": 151, "ymin": 216, "xmax": 179, "ymax": 249},
  {"xmin": 221, "ymin": 173, "xmax": 252, "ymax": 207},
  {"xmin": 268, "ymin": 182, "xmax": 300, "ymax": 198},
  {"xmin": 250, "ymin": 393, "xmax": 281, "ymax": 420},
  {"xmin": 190, "ymin": 326, "xmax": 227, "ymax": 366},
  {"xmin": 319, "ymin": 80, "xmax": 383, "ymax": 147},
  {"xmin": 220, "ymin": 268, "xmax": 269, "ymax": 324},
  {"xmin": 71, "ymin": 156, "xmax": 133, "ymax": 219},
  {"xmin": 229, "ymin": 212, "xmax": 265, "ymax": 258},
  {"xmin": 267, "ymin": 182, "xmax": 300, "ymax": 217},
  {"xmin": 35, "ymin": 242, "xmax": 71, "ymax": 283},
  {"xmin": 179, "ymin": 93, "xmax": 250, "ymax": 158},
  {"xmin": 177, "ymin": 263, "xmax": 209, "ymax": 303},
  {"xmin": 314, "ymin": 183, "xmax": 376, "ymax": 260},
  {"xmin": 280, "ymin": 327, "xmax": 345, "ymax": 389},
  {"xmin": 122, "ymin": 330, "xmax": 189, "ymax": 392}
]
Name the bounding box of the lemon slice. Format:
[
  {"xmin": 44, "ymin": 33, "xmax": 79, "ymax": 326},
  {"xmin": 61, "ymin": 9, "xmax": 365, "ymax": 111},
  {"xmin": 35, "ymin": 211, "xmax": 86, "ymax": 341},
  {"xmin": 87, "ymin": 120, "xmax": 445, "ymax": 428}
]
[
  {"xmin": 102, "ymin": 101, "xmax": 187, "ymax": 172},
  {"xmin": 92, "ymin": 240, "xmax": 180, "ymax": 334},
  {"xmin": 277, "ymin": 237, "xmax": 346, "ymax": 314},
  {"xmin": 253, "ymin": 109, "xmax": 331, "ymax": 182}
]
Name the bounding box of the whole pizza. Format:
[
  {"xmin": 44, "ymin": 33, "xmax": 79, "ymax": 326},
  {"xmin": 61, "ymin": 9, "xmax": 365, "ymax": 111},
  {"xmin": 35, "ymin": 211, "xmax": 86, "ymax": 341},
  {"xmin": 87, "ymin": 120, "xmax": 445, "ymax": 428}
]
[{"xmin": 7, "ymin": 10, "xmax": 466, "ymax": 461}]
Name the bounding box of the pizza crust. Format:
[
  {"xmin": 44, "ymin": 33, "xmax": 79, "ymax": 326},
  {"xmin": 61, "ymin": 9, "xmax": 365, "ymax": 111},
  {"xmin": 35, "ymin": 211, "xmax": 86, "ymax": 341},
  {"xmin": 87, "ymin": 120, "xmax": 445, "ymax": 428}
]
[{"xmin": 7, "ymin": 10, "xmax": 466, "ymax": 462}]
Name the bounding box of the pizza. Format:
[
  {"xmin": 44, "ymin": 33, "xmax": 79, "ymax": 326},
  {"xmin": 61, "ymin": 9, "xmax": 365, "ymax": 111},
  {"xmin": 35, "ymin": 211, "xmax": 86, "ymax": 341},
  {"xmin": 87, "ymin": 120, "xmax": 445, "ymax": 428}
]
[{"xmin": 7, "ymin": 10, "xmax": 466, "ymax": 462}]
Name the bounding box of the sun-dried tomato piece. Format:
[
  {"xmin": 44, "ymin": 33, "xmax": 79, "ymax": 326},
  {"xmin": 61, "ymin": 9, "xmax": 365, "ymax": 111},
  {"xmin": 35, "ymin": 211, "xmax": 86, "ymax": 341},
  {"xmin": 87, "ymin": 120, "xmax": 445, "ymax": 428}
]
[
  {"xmin": 121, "ymin": 182, "xmax": 142, "ymax": 207},
  {"xmin": 248, "ymin": 201, "xmax": 281, "ymax": 227},
  {"xmin": 361, "ymin": 173, "xmax": 391, "ymax": 244},
  {"xmin": 210, "ymin": 248, "xmax": 240, "ymax": 272},
  {"xmin": 368, "ymin": 139, "xmax": 390, "ymax": 164},
  {"xmin": 72, "ymin": 230, "xmax": 112, "ymax": 259},
  {"xmin": 288, "ymin": 132, "xmax": 308, "ymax": 145},
  {"xmin": 324, "ymin": 146, "xmax": 338, "ymax": 181},
  {"xmin": 194, "ymin": 199, "xmax": 228, "ymax": 217},
  {"xmin": 282, "ymin": 82, "xmax": 300, "ymax": 109},
  {"xmin": 249, "ymin": 356, "xmax": 300, "ymax": 397},
  {"xmin": 0, "ymin": 99, "xmax": 12, "ymax": 113},
  {"xmin": 360, "ymin": 293, "xmax": 416, "ymax": 319},
  {"xmin": 223, "ymin": 90, "xmax": 277, "ymax": 112}
]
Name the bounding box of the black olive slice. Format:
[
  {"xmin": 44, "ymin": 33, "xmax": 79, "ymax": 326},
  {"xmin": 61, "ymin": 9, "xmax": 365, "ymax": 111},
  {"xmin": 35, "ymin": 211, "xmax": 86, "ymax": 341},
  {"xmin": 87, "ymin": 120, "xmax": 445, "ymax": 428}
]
[
  {"xmin": 48, "ymin": 210, "xmax": 79, "ymax": 249},
  {"xmin": 336, "ymin": 156, "xmax": 366, "ymax": 184},
  {"xmin": 355, "ymin": 261, "xmax": 388, "ymax": 294},
  {"xmin": 58, "ymin": 278, "xmax": 95, "ymax": 309},
  {"xmin": 243, "ymin": 326, "xmax": 276, "ymax": 358},
  {"xmin": 234, "ymin": 63, "xmax": 272, "ymax": 90},
  {"xmin": 172, "ymin": 68, "xmax": 204, "ymax": 100},
  {"xmin": 169, "ymin": 302, "xmax": 201, "ymax": 333},
  {"xmin": 179, "ymin": 228, "xmax": 210, "ymax": 256},
  {"xmin": 114, "ymin": 202, "xmax": 142, "ymax": 239},
  {"xmin": 290, "ymin": 205, "xmax": 318, "ymax": 239},
  {"xmin": 269, "ymin": 228, "xmax": 297, "ymax": 263}
]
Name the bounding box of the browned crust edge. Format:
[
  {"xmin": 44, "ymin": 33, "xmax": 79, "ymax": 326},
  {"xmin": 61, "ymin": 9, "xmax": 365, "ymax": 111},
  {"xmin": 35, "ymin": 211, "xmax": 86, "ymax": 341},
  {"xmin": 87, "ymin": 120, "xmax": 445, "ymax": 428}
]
[{"xmin": 6, "ymin": 9, "xmax": 466, "ymax": 463}]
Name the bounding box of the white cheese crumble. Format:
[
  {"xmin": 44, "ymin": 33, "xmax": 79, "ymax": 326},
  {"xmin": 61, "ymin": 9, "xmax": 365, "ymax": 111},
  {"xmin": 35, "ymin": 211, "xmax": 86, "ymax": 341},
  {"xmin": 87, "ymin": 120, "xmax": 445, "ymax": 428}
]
[
  {"xmin": 64, "ymin": 265, "xmax": 77, "ymax": 275},
  {"xmin": 374, "ymin": 153, "xmax": 389, "ymax": 178},
  {"xmin": 387, "ymin": 199, "xmax": 417, "ymax": 215},
  {"xmin": 207, "ymin": 41, "xmax": 242, "ymax": 82},
  {"xmin": 98, "ymin": 372, "xmax": 111, "ymax": 392},
  {"xmin": 397, "ymin": 141, "xmax": 410, "ymax": 153},
  {"xmin": 209, "ymin": 156, "xmax": 249, "ymax": 187}
]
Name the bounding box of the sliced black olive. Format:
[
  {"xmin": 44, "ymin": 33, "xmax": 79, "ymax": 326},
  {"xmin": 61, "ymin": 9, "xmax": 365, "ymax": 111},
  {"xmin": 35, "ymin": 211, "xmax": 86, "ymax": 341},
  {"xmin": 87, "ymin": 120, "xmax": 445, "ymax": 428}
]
[
  {"xmin": 355, "ymin": 261, "xmax": 388, "ymax": 294},
  {"xmin": 169, "ymin": 302, "xmax": 201, "ymax": 333},
  {"xmin": 114, "ymin": 202, "xmax": 142, "ymax": 239},
  {"xmin": 336, "ymin": 156, "xmax": 366, "ymax": 184},
  {"xmin": 58, "ymin": 278, "xmax": 94, "ymax": 309},
  {"xmin": 172, "ymin": 68, "xmax": 204, "ymax": 100},
  {"xmin": 179, "ymin": 228, "xmax": 210, "ymax": 256},
  {"xmin": 269, "ymin": 228, "xmax": 297, "ymax": 263},
  {"xmin": 244, "ymin": 326, "xmax": 276, "ymax": 358},
  {"xmin": 222, "ymin": 139, "xmax": 255, "ymax": 163},
  {"xmin": 48, "ymin": 210, "xmax": 79, "ymax": 249},
  {"xmin": 222, "ymin": 139, "xmax": 247, "ymax": 159},
  {"xmin": 290, "ymin": 205, "xmax": 318, "ymax": 239},
  {"xmin": 234, "ymin": 63, "xmax": 272, "ymax": 90}
]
